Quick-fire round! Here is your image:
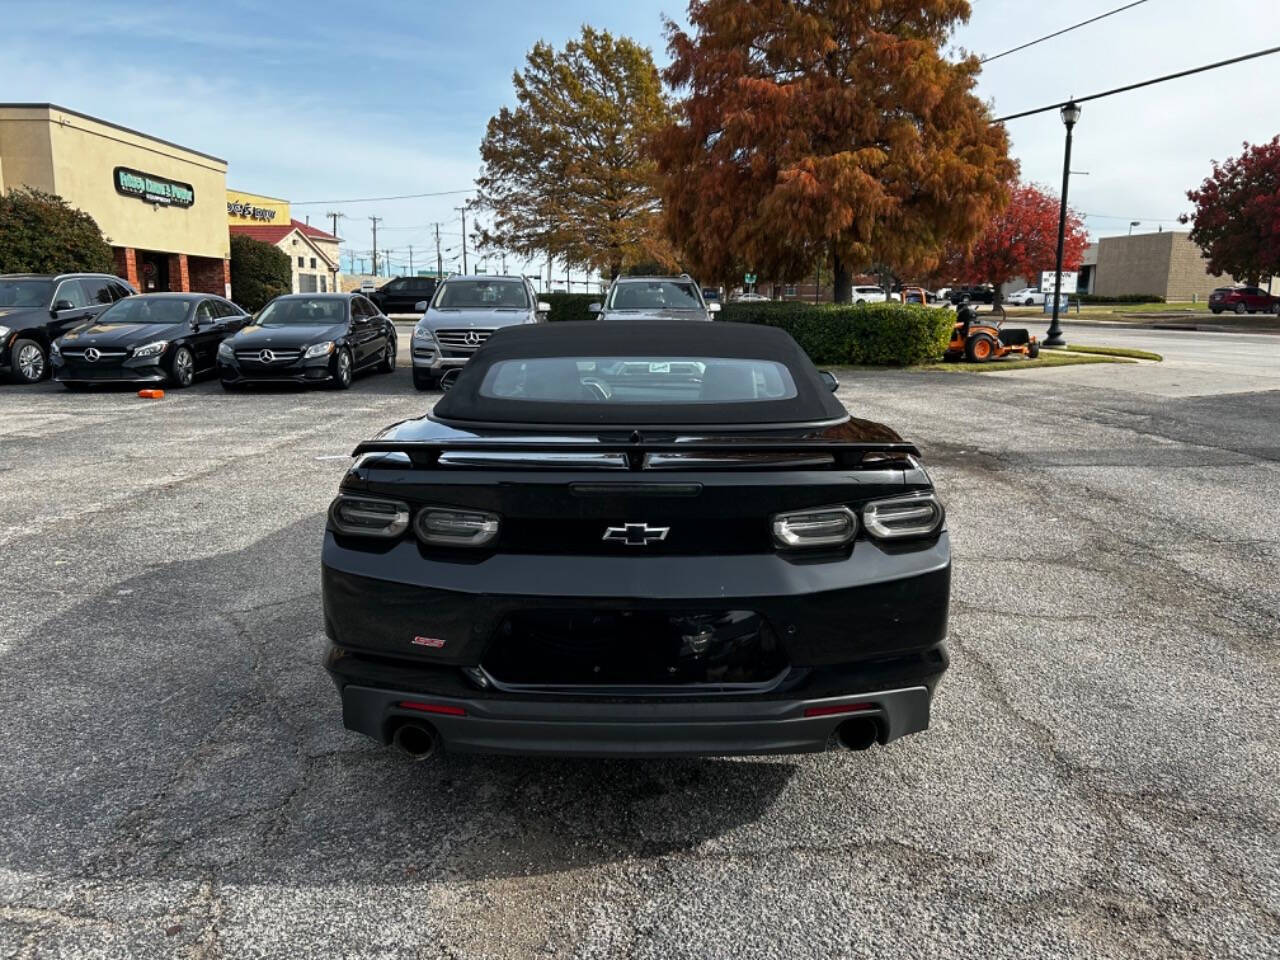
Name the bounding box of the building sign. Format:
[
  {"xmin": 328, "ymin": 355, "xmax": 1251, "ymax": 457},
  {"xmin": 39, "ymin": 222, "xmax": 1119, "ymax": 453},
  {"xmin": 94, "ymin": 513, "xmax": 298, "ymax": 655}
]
[
  {"xmin": 226, "ymin": 200, "xmax": 277, "ymax": 221},
  {"xmin": 114, "ymin": 167, "xmax": 195, "ymax": 208},
  {"xmin": 1040, "ymin": 270, "xmax": 1078, "ymax": 295}
]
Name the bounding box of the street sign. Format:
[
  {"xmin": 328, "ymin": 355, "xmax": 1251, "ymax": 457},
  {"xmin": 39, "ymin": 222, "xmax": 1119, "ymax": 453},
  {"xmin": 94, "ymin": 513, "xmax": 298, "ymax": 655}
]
[
  {"xmin": 360, "ymin": 279, "xmax": 376, "ymax": 293},
  {"xmin": 1040, "ymin": 270, "xmax": 1078, "ymax": 295},
  {"xmin": 744, "ymin": 273, "xmax": 756, "ymax": 285}
]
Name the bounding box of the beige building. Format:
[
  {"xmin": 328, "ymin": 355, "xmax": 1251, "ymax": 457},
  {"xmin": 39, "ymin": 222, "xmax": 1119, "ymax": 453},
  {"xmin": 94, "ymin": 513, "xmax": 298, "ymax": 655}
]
[
  {"xmin": 1093, "ymin": 231, "xmax": 1224, "ymax": 301},
  {"xmin": 0, "ymin": 103, "xmax": 231, "ymax": 295}
]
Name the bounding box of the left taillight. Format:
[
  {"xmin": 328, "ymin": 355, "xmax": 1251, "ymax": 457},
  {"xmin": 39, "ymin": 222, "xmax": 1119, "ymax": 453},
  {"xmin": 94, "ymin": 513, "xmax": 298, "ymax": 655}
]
[
  {"xmin": 329, "ymin": 495, "xmax": 411, "ymax": 538},
  {"xmin": 771, "ymin": 506, "xmax": 858, "ymax": 549}
]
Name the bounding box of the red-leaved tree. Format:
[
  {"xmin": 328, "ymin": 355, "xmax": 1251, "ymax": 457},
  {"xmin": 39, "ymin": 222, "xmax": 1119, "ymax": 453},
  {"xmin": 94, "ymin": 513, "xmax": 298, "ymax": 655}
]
[
  {"xmin": 941, "ymin": 182, "xmax": 1087, "ymax": 301},
  {"xmin": 1181, "ymin": 136, "xmax": 1280, "ymax": 286}
]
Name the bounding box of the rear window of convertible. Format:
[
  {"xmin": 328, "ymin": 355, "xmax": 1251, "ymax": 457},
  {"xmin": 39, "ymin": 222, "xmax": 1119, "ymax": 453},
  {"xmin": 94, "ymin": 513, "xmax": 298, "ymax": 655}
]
[{"xmin": 479, "ymin": 357, "xmax": 798, "ymax": 404}]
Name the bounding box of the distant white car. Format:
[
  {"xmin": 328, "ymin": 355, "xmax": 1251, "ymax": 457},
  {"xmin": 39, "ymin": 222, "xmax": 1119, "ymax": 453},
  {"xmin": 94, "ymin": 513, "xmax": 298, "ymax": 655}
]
[
  {"xmin": 1007, "ymin": 288, "xmax": 1045, "ymax": 306},
  {"xmin": 733, "ymin": 292, "xmax": 770, "ymax": 302},
  {"xmin": 851, "ymin": 285, "xmax": 888, "ymax": 304}
]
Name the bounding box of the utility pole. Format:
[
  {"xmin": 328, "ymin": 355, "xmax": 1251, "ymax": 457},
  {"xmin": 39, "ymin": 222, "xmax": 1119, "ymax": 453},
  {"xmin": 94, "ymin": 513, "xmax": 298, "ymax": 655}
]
[
  {"xmin": 384, "ymin": 250, "xmax": 395, "ymax": 278},
  {"xmin": 368, "ymin": 216, "xmax": 382, "ymax": 279},
  {"xmin": 326, "ymin": 211, "xmax": 346, "ymax": 244},
  {"xmin": 408, "ymin": 245, "xmax": 414, "ymax": 276},
  {"xmin": 501, "ymin": 251, "xmax": 507, "ymax": 275},
  {"xmin": 435, "ymin": 224, "xmax": 443, "ymax": 278},
  {"xmin": 455, "ymin": 205, "xmax": 468, "ymax": 274}
]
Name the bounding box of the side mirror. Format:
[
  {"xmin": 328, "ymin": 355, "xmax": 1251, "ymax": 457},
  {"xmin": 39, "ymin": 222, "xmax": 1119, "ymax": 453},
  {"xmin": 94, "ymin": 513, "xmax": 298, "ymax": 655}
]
[
  {"xmin": 587, "ymin": 302, "xmax": 602, "ymax": 314},
  {"xmin": 414, "ymin": 300, "xmax": 429, "ymax": 312},
  {"xmin": 707, "ymin": 302, "xmax": 722, "ymax": 313},
  {"xmin": 537, "ymin": 301, "xmax": 551, "ymax": 314},
  {"xmin": 819, "ymin": 370, "xmax": 840, "ymax": 393},
  {"xmin": 52, "ymin": 299, "xmax": 74, "ymax": 314}
]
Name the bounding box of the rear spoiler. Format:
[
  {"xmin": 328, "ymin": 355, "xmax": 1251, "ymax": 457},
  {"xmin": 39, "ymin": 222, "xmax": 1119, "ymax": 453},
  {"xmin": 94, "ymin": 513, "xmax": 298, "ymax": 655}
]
[{"xmin": 351, "ymin": 438, "xmax": 921, "ymax": 470}]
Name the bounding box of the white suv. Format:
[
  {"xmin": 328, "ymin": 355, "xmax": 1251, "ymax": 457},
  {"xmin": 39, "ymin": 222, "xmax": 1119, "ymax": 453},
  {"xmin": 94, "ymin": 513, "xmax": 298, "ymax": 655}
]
[{"xmin": 851, "ymin": 286, "xmax": 888, "ymax": 304}]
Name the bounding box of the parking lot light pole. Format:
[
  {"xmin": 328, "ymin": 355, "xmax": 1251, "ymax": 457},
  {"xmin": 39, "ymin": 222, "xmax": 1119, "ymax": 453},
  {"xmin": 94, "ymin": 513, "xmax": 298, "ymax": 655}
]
[{"xmin": 1046, "ymin": 100, "xmax": 1081, "ymax": 348}]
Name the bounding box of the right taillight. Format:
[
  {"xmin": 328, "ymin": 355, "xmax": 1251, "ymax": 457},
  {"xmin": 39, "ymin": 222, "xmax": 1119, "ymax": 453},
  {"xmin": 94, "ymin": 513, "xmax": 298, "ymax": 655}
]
[
  {"xmin": 414, "ymin": 507, "xmax": 500, "ymax": 547},
  {"xmin": 861, "ymin": 492, "xmax": 944, "ymax": 540}
]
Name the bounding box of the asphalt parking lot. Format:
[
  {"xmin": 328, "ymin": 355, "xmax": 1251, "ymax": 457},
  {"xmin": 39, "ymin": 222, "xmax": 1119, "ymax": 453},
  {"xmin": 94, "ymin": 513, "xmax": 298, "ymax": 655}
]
[{"xmin": 1, "ymin": 340, "xmax": 1277, "ymax": 959}]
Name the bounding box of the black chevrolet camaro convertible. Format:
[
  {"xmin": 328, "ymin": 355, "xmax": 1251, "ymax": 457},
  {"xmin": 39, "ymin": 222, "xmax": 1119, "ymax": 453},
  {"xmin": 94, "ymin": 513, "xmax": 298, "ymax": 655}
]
[{"xmin": 322, "ymin": 321, "xmax": 950, "ymax": 760}]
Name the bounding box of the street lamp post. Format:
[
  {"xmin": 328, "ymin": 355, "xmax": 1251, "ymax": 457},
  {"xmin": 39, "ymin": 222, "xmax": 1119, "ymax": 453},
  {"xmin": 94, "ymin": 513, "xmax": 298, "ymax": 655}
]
[
  {"xmin": 1129, "ymin": 221, "xmax": 1140, "ymax": 235},
  {"xmin": 1045, "ymin": 100, "xmax": 1081, "ymax": 348}
]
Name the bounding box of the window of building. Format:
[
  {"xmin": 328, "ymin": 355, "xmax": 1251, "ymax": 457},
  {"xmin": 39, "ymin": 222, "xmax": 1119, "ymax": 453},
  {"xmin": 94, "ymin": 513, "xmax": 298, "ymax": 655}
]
[
  {"xmin": 310, "ymin": 257, "xmax": 317, "ymax": 269},
  {"xmin": 297, "ymin": 256, "xmax": 305, "ymax": 268},
  {"xmin": 784, "ymin": 285, "xmax": 797, "ymax": 297},
  {"xmin": 299, "ymin": 274, "xmax": 319, "ymax": 293},
  {"xmin": 320, "ymin": 276, "xmax": 327, "ymax": 292}
]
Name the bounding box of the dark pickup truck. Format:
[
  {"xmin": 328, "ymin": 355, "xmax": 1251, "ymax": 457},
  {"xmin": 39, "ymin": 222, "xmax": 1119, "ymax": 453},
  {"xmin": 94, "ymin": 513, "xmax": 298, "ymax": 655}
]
[{"xmin": 367, "ymin": 276, "xmax": 439, "ymax": 315}]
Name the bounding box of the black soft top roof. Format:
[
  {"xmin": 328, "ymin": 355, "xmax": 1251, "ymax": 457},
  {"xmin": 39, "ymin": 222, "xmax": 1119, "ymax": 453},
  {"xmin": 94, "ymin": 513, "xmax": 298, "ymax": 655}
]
[{"xmin": 431, "ymin": 320, "xmax": 848, "ymax": 428}]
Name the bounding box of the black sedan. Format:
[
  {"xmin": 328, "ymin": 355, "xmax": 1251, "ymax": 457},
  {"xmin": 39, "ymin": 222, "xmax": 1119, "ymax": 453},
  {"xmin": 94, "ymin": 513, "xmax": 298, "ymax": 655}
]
[
  {"xmin": 217, "ymin": 293, "xmax": 396, "ymax": 390},
  {"xmin": 52, "ymin": 293, "xmax": 248, "ymax": 389},
  {"xmin": 322, "ymin": 321, "xmax": 950, "ymax": 761}
]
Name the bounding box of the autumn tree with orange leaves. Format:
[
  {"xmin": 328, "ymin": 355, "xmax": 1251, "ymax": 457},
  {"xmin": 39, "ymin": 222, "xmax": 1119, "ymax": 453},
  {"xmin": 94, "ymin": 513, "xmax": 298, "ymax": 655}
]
[{"xmin": 653, "ymin": 0, "xmax": 1016, "ymax": 301}]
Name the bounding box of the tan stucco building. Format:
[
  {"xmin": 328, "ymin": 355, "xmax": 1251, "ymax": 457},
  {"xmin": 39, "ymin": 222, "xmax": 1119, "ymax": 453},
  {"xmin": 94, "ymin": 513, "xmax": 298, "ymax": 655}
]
[
  {"xmin": 1093, "ymin": 231, "xmax": 1224, "ymax": 302},
  {"xmin": 0, "ymin": 103, "xmax": 230, "ymax": 295}
]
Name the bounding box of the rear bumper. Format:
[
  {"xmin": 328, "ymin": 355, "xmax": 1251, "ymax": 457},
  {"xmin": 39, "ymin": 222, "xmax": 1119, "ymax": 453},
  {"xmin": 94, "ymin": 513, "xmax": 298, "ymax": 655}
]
[{"xmin": 337, "ymin": 680, "xmax": 934, "ymax": 757}]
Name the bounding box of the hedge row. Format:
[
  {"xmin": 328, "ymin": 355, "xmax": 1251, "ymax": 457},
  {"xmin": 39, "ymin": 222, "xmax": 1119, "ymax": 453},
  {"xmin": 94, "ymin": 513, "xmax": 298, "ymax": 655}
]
[
  {"xmin": 720, "ymin": 301, "xmax": 954, "ymax": 366},
  {"xmin": 545, "ymin": 295, "xmax": 952, "ymax": 366},
  {"xmin": 1073, "ymin": 293, "xmax": 1165, "ymax": 304}
]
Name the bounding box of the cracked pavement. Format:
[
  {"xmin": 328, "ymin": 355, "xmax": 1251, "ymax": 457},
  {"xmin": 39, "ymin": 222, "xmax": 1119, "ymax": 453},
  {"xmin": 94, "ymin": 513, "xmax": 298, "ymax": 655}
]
[{"xmin": 0, "ymin": 342, "xmax": 1277, "ymax": 958}]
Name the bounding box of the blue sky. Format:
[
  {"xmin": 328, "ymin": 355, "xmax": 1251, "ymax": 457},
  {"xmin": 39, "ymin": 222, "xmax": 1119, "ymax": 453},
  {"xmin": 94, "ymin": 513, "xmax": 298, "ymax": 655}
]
[{"xmin": 4, "ymin": 0, "xmax": 1279, "ymax": 280}]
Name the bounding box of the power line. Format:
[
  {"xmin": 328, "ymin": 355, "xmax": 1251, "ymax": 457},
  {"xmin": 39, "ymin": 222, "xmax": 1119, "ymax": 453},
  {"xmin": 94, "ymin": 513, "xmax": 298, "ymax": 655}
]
[
  {"xmin": 293, "ymin": 188, "xmax": 475, "ymax": 206},
  {"xmin": 980, "ymin": 1, "xmax": 1150, "ymax": 64},
  {"xmin": 992, "ymin": 44, "xmax": 1280, "ymax": 123}
]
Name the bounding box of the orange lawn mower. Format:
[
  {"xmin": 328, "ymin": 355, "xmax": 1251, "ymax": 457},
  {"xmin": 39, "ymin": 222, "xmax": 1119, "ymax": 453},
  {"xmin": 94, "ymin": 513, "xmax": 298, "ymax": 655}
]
[{"xmin": 943, "ymin": 305, "xmax": 1040, "ymax": 363}]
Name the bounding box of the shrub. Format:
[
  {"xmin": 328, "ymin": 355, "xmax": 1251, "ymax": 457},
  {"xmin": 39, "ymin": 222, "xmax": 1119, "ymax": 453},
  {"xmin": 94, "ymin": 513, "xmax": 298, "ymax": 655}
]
[
  {"xmin": 230, "ymin": 234, "xmax": 292, "ymax": 312},
  {"xmin": 0, "ymin": 187, "xmax": 113, "ymax": 274},
  {"xmin": 1073, "ymin": 293, "xmax": 1165, "ymax": 304},
  {"xmin": 720, "ymin": 301, "xmax": 953, "ymax": 366},
  {"xmin": 544, "ymin": 292, "xmax": 602, "ymax": 323}
]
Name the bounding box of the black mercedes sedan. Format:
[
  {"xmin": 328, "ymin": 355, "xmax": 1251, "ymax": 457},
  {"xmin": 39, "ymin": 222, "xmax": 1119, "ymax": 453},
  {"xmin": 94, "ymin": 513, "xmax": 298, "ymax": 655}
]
[
  {"xmin": 52, "ymin": 293, "xmax": 248, "ymax": 389},
  {"xmin": 217, "ymin": 293, "xmax": 396, "ymax": 390},
  {"xmin": 322, "ymin": 321, "xmax": 950, "ymax": 761}
]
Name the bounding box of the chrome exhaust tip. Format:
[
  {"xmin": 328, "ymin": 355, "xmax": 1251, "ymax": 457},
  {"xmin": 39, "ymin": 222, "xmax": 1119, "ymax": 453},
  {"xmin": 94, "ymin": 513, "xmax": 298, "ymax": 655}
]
[{"xmin": 391, "ymin": 721, "xmax": 440, "ymax": 762}]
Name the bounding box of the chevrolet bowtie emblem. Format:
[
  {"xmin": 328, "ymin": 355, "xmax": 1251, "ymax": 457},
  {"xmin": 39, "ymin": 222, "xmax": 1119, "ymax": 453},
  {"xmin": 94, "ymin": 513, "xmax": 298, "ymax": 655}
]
[{"xmin": 603, "ymin": 522, "xmax": 670, "ymax": 546}]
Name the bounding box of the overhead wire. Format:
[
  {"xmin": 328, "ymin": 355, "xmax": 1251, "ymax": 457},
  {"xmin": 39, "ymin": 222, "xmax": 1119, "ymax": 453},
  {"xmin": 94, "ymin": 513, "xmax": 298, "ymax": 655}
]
[{"xmin": 980, "ymin": 1, "xmax": 1150, "ymax": 64}]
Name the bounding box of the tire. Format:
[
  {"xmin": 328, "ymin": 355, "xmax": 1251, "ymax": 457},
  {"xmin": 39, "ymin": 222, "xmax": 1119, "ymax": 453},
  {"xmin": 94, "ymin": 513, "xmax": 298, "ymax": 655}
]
[
  {"xmin": 965, "ymin": 333, "xmax": 996, "ymax": 363},
  {"xmin": 378, "ymin": 338, "xmax": 396, "ymax": 373},
  {"xmin": 10, "ymin": 338, "xmax": 48, "ymax": 384},
  {"xmin": 169, "ymin": 346, "xmax": 195, "ymax": 388},
  {"xmin": 413, "ymin": 369, "xmax": 438, "ymax": 391},
  {"xmin": 1272, "ymin": 303, "xmax": 1280, "ymax": 315},
  {"xmin": 1028, "ymin": 342, "xmax": 1040, "ymax": 358},
  {"xmin": 1234, "ymin": 302, "xmax": 1247, "ymax": 314},
  {"xmin": 330, "ymin": 348, "xmax": 353, "ymax": 390},
  {"xmin": 1210, "ymin": 308, "xmax": 1222, "ymax": 314}
]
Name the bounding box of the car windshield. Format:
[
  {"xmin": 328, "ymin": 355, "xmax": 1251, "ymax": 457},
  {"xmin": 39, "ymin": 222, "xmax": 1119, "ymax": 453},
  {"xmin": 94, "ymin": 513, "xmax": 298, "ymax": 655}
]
[
  {"xmin": 256, "ymin": 298, "xmax": 347, "ymax": 324},
  {"xmin": 480, "ymin": 356, "xmax": 797, "ymax": 404},
  {"xmin": 0, "ymin": 279, "xmax": 53, "ymax": 307},
  {"xmin": 608, "ymin": 281, "xmax": 703, "ymax": 311},
  {"xmin": 434, "ymin": 280, "xmax": 528, "ymax": 309},
  {"xmin": 95, "ymin": 297, "xmax": 191, "ymax": 324}
]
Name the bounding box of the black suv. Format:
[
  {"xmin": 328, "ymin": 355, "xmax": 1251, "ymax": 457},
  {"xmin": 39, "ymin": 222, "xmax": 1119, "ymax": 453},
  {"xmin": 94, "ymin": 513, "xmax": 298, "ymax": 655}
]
[
  {"xmin": 0, "ymin": 273, "xmax": 136, "ymax": 383},
  {"xmin": 367, "ymin": 276, "xmax": 438, "ymax": 315}
]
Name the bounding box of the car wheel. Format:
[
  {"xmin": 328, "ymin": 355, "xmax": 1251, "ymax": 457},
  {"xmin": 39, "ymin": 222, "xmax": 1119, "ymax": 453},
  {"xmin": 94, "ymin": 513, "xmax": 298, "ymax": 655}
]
[
  {"xmin": 378, "ymin": 339, "xmax": 396, "ymax": 373},
  {"xmin": 1028, "ymin": 342, "xmax": 1040, "ymax": 359},
  {"xmin": 413, "ymin": 369, "xmax": 438, "ymax": 391},
  {"xmin": 1210, "ymin": 308, "xmax": 1222, "ymax": 314},
  {"xmin": 169, "ymin": 346, "xmax": 195, "ymax": 388},
  {"xmin": 1234, "ymin": 302, "xmax": 1247, "ymax": 314},
  {"xmin": 1272, "ymin": 303, "xmax": 1280, "ymax": 315},
  {"xmin": 330, "ymin": 348, "xmax": 353, "ymax": 390},
  {"xmin": 965, "ymin": 333, "xmax": 996, "ymax": 363},
  {"xmin": 10, "ymin": 338, "xmax": 48, "ymax": 384}
]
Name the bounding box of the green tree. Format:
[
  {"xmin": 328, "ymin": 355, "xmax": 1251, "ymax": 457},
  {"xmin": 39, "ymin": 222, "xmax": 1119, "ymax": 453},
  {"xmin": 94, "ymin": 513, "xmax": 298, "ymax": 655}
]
[
  {"xmin": 0, "ymin": 188, "xmax": 113, "ymax": 274},
  {"xmin": 653, "ymin": 0, "xmax": 1016, "ymax": 302},
  {"xmin": 229, "ymin": 234, "xmax": 291, "ymax": 312},
  {"xmin": 474, "ymin": 26, "xmax": 676, "ymax": 279}
]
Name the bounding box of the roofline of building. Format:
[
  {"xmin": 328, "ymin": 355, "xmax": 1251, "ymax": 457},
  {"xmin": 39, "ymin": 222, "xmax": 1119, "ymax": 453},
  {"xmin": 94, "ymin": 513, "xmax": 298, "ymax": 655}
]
[
  {"xmin": 227, "ymin": 186, "xmax": 288, "ymax": 203},
  {"xmin": 0, "ymin": 103, "xmax": 227, "ymax": 165}
]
